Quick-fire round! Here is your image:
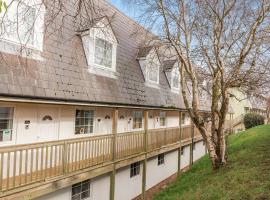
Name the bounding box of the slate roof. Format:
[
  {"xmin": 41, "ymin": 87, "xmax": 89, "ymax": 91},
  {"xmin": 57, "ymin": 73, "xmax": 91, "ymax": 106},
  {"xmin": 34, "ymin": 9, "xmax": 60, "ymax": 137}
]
[
  {"xmin": 137, "ymin": 46, "xmax": 154, "ymax": 58},
  {"xmin": 0, "ymin": 0, "xmax": 210, "ymax": 111},
  {"xmin": 163, "ymin": 60, "xmax": 177, "ymax": 72}
]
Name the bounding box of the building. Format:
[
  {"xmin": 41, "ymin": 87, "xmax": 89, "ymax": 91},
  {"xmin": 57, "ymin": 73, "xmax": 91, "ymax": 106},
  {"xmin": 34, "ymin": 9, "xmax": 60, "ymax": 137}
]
[
  {"xmin": 227, "ymin": 88, "xmax": 268, "ymax": 132},
  {"xmin": 0, "ymin": 1, "xmax": 208, "ymax": 199}
]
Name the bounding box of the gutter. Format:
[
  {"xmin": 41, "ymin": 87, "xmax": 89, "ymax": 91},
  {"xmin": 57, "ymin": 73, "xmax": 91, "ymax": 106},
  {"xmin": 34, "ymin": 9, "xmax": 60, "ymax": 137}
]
[{"xmin": 0, "ymin": 94, "xmax": 211, "ymax": 112}]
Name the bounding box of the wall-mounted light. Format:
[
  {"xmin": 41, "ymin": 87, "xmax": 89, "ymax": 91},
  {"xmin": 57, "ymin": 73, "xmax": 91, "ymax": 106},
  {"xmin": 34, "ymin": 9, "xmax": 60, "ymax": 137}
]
[
  {"xmin": 105, "ymin": 115, "xmax": 110, "ymax": 119},
  {"xmin": 120, "ymin": 115, "xmax": 125, "ymax": 120},
  {"xmin": 149, "ymin": 115, "xmax": 153, "ymax": 118},
  {"xmin": 97, "ymin": 118, "xmax": 101, "ymax": 122}
]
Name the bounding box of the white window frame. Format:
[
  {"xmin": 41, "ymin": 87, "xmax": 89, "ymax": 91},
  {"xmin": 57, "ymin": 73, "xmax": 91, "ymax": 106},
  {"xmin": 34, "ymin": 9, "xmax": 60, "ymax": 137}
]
[
  {"xmin": 0, "ymin": 0, "xmax": 45, "ymax": 52},
  {"xmin": 0, "ymin": 107, "xmax": 14, "ymax": 143},
  {"xmin": 146, "ymin": 60, "xmax": 159, "ymax": 84},
  {"xmin": 132, "ymin": 111, "xmax": 143, "ymax": 130},
  {"xmin": 159, "ymin": 111, "xmax": 166, "ymax": 127},
  {"xmin": 171, "ymin": 66, "xmax": 180, "ymax": 91},
  {"xmin": 130, "ymin": 162, "xmax": 140, "ymax": 177},
  {"xmin": 75, "ymin": 109, "xmax": 94, "ymax": 135},
  {"xmin": 157, "ymin": 153, "xmax": 165, "ymax": 165},
  {"xmin": 71, "ymin": 179, "xmax": 91, "ymax": 200},
  {"xmin": 81, "ymin": 19, "xmax": 117, "ymax": 77}
]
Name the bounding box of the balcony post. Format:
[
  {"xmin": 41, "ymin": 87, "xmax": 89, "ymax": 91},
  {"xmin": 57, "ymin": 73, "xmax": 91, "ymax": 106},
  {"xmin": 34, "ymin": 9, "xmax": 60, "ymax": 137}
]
[
  {"xmin": 177, "ymin": 111, "xmax": 182, "ymax": 176},
  {"xmin": 110, "ymin": 108, "xmax": 118, "ymax": 200},
  {"xmin": 142, "ymin": 110, "xmax": 149, "ymax": 200},
  {"xmin": 190, "ymin": 119, "xmax": 195, "ymax": 166}
]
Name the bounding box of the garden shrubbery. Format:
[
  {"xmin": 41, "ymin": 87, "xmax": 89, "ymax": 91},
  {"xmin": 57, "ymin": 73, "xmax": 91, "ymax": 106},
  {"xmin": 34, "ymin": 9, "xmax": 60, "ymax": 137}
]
[{"xmin": 244, "ymin": 113, "xmax": 265, "ymax": 129}]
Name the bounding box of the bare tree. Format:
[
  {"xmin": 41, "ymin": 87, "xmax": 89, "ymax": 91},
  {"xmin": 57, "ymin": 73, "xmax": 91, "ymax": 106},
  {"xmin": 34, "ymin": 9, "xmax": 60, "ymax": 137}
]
[
  {"xmin": 267, "ymin": 97, "xmax": 270, "ymax": 124},
  {"xmin": 125, "ymin": 0, "xmax": 270, "ymax": 169}
]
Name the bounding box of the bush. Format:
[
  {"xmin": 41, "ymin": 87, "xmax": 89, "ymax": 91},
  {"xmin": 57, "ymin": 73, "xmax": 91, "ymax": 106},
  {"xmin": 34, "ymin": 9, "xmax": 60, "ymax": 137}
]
[{"xmin": 244, "ymin": 113, "xmax": 265, "ymax": 129}]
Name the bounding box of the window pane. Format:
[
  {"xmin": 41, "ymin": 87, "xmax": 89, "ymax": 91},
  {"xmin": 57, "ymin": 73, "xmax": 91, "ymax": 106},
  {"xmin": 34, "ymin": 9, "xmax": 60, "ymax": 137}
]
[
  {"xmin": 0, "ymin": 108, "xmax": 13, "ymax": 142},
  {"xmin": 95, "ymin": 37, "xmax": 113, "ymax": 68},
  {"xmin": 0, "ymin": 1, "xmax": 35, "ymax": 45},
  {"xmin": 75, "ymin": 110, "xmax": 94, "ymax": 135},
  {"xmin": 81, "ymin": 191, "xmax": 90, "ymax": 199}
]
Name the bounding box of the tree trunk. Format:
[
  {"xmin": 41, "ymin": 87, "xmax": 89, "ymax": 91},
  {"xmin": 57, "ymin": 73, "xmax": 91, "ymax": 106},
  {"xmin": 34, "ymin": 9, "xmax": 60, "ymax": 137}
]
[{"xmin": 206, "ymin": 137, "xmax": 221, "ymax": 169}]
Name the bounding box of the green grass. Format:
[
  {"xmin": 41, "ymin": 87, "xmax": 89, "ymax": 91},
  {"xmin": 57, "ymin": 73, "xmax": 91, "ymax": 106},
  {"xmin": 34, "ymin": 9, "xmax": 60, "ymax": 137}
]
[{"xmin": 153, "ymin": 125, "xmax": 270, "ymax": 200}]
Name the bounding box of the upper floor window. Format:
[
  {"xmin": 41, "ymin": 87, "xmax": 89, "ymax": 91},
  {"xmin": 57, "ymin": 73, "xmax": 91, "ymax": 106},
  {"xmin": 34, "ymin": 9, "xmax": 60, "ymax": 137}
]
[
  {"xmin": 160, "ymin": 111, "xmax": 166, "ymax": 126},
  {"xmin": 95, "ymin": 37, "xmax": 113, "ymax": 68},
  {"xmin": 72, "ymin": 179, "xmax": 90, "ymax": 200},
  {"xmin": 171, "ymin": 67, "xmax": 180, "ymax": 89},
  {"xmin": 147, "ymin": 60, "xmax": 159, "ymax": 83},
  {"xmin": 80, "ymin": 17, "xmax": 117, "ymax": 77},
  {"xmin": 137, "ymin": 46, "xmax": 160, "ymax": 87},
  {"xmin": 75, "ymin": 110, "xmax": 94, "ymax": 135},
  {"xmin": 133, "ymin": 111, "xmax": 143, "ymax": 129},
  {"xmin": 0, "ymin": 107, "xmax": 14, "ymax": 142},
  {"xmin": 0, "ymin": 0, "xmax": 45, "ymax": 51}
]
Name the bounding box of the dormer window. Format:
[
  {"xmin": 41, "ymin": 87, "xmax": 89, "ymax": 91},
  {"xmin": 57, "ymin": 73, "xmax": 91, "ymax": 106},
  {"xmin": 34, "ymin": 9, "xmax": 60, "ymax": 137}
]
[
  {"xmin": 95, "ymin": 37, "xmax": 113, "ymax": 68},
  {"xmin": 80, "ymin": 17, "xmax": 117, "ymax": 78},
  {"xmin": 171, "ymin": 67, "xmax": 180, "ymax": 89},
  {"xmin": 137, "ymin": 46, "xmax": 160, "ymax": 87},
  {"xmin": 163, "ymin": 60, "xmax": 180, "ymax": 93},
  {"xmin": 147, "ymin": 59, "xmax": 159, "ymax": 83},
  {"xmin": 0, "ymin": 0, "xmax": 45, "ymax": 52}
]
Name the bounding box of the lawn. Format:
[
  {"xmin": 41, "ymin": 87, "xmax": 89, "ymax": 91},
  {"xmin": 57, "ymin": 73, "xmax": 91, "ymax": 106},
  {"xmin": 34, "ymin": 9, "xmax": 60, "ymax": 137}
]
[{"xmin": 153, "ymin": 125, "xmax": 270, "ymax": 200}]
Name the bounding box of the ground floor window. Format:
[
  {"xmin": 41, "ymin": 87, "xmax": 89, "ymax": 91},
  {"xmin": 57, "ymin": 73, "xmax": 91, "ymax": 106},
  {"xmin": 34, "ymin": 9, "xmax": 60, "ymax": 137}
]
[
  {"xmin": 157, "ymin": 154, "xmax": 165, "ymax": 165},
  {"xmin": 130, "ymin": 162, "xmax": 140, "ymax": 177},
  {"xmin": 72, "ymin": 179, "xmax": 90, "ymax": 200},
  {"xmin": 0, "ymin": 107, "xmax": 14, "ymax": 142},
  {"xmin": 75, "ymin": 110, "xmax": 94, "ymax": 135}
]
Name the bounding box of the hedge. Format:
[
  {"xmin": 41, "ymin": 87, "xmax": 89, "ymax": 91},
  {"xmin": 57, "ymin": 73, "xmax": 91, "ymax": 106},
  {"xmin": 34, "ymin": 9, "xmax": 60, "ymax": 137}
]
[{"xmin": 244, "ymin": 113, "xmax": 265, "ymax": 129}]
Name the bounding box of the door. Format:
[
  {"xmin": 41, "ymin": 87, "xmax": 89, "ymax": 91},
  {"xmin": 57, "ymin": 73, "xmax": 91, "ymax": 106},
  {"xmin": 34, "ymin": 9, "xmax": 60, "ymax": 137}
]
[{"xmin": 37, "ymin": 108, "xmax": 59, "ymax": 142}]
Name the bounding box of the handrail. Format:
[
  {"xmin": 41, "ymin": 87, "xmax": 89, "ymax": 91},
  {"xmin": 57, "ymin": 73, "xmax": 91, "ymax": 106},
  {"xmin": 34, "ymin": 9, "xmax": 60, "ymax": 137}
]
[{"xmin": 0, "ymin": 126, "xmax": 193, "ymax": 193}]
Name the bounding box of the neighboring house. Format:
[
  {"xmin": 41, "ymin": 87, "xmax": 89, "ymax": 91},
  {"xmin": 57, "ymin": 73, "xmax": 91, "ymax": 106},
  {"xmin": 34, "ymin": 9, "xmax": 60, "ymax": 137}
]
[
  {"xmin": 0, "ymin": 1, "xmax": 208, "ymax": 200},
  {"xmin": 228, "ymin": 88, "xmax": 267, "ymax": 132}
]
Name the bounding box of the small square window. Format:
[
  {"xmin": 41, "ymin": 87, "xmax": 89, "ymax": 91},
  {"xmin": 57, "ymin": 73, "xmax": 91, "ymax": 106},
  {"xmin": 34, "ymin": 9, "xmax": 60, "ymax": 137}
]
[
  {"xmin": 133, "ymin": 111, "xmax": 143, "ymax": 129},
  {"xmin": 181, "ymin": 147, "xmax": 184, "ymax": 155},
  {"xmin": 130, "ymin": 162, "xmax": 140, "ymax": 177},
  {"xmin": 72, "ymin": 179, "xmax": 90, "ymax": 200},
  {"xmin": 157, "ymin": 154, "xmax": 165, "ymax": 165}
]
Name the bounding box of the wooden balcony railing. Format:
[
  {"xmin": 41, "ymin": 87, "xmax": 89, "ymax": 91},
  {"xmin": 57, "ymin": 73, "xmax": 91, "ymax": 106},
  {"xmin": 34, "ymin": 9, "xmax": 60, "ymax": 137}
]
[{"xmin": 0, "ymin": 125, "xmax": 198, "ymax": 193}]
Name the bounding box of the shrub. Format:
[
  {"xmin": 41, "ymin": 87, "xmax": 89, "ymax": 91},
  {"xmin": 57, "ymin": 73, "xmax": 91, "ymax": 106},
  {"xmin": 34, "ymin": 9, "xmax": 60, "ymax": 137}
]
[{"xmin": 244, "ymin": 113, "xmax": 265, "ymax": 129}]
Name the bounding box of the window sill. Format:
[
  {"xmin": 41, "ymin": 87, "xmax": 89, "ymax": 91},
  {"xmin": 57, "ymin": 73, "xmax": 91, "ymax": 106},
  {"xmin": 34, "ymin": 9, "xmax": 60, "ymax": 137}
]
[
  {"xmin": 0, "ymin": 38, "xmax": 43, "ymax": 61},
  {"xmin": 171, "ymin": 87, "xmax": 180, "ymax": 94},
  {"xmin": 144, "ymin": 81, "xmax": 159, "ymax": 89},
  {"xmin": 88, "ymin": 65, "xmax": 118, "ymax": 79}
]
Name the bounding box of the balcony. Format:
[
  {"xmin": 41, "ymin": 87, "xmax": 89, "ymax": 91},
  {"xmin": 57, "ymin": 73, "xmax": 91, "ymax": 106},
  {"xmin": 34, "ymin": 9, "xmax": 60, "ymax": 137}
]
[{"xmin": 0, "ymin": 125, "xmax": 202, "ymax": 197}]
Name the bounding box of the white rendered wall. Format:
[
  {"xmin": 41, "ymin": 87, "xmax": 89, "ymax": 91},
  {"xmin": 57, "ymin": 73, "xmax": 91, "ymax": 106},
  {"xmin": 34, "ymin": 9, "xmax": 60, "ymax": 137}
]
[
  {"xmin": 146, "ymin": 150, "xmax": 178, "ymax": 190},
  {"xmin": 36, "ymin": 174, "xmax": 110, "ymax": 200},
  {"xmin": 180, "ymin": 145, "xmax": 190, "ymax": 169},
  {"xmin": 193, "ymin": 141, "xmax": 206, "ymax": 162},
  {"xmin": 115, "ymin": 164, "xmax": 143, "ymax": 200}
]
